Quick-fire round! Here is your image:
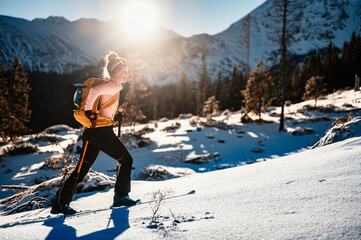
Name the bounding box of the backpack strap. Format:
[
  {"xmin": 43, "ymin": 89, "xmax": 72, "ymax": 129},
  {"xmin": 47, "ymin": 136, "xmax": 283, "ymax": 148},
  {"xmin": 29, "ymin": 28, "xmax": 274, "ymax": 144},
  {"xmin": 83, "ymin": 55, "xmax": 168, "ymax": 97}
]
[
  {"xmin": 91, "ymin": 93, "xmax": 119, "ymax": 113},
  {"xmin": 100, "ymin": 93, "xmax": 119, "ymax": 111},
  {"xmin": 91, "ymin": 96, "xmax": 101, "ymax": 113}
]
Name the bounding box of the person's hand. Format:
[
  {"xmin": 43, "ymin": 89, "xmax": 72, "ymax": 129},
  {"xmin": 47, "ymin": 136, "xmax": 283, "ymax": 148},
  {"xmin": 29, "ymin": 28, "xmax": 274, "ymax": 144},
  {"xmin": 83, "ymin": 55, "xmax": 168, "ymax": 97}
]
[
  {"xmin": 85, "ymin": 111, "xmax": 98, "ymax": 128},
  {"xmin": 114, "ymin": 111, "xmax": 124, "ymax": 123}
]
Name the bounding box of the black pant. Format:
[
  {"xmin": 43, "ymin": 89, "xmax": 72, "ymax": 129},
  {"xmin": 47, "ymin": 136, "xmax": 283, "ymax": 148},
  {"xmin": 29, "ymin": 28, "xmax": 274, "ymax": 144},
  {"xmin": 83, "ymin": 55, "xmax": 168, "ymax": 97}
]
[{"xmin": 56, "ymin": 126, "xmax": 133, "ymax": 204}]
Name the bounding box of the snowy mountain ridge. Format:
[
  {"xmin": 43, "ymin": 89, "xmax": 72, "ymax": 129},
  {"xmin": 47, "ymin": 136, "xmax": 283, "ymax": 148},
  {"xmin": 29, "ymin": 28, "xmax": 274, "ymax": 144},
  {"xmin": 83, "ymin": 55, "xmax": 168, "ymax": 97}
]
[
  {"xmin": 0, "ymin": 0, "xmax": 360, "ymax": 81},
  {"xmin": 0, "ymin": 15, "xmax": 181, "ymax": 73},
  {"xmin": 128, "ymin": 0, "xmax": 360, "ymax": 83}
]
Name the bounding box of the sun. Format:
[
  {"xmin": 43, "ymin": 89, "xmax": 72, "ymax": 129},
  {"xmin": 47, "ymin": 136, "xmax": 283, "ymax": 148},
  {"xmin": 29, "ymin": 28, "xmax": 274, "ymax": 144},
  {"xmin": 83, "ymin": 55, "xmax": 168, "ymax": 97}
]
[{"xmin": 120, "ymin": 0, "xmax": 159, "ymax": 41}]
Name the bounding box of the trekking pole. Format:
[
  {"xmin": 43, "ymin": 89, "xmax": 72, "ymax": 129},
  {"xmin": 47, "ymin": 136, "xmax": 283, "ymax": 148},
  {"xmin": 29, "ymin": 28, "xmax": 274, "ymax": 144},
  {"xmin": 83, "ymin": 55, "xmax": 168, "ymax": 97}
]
[
  {"xmin": 116, "ymin": 109, "xmax": 123, "ymax": 177},
  {"xmin": 64, "ymin": 140, "xmax": 89, "ymax": 220}
]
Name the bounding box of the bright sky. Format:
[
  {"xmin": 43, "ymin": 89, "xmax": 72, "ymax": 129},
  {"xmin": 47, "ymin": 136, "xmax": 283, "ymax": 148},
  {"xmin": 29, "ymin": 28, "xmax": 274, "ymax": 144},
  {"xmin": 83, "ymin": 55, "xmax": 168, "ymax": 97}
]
[{"xmin": 0, "ymin": 0, "xmax": 266, "ymax": 37}]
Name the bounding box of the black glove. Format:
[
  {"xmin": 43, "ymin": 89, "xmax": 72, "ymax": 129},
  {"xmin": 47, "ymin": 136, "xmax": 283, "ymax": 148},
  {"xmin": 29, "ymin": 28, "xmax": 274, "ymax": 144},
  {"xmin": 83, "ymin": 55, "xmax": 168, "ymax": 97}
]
[
  {"xmin": 85, "ymin": 110, "xmax": 98, "ymax": 128},
  {"xmin": 114, "ymin": 111, "xmax": 124, "ymax": 123}
]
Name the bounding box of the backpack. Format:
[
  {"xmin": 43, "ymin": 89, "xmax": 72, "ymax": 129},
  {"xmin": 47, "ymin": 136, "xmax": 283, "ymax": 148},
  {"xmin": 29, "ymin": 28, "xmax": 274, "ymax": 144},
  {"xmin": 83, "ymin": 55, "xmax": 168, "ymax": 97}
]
[{"xmin": 72, "ymin": 78, "xmax": 119, "ymax": 128}]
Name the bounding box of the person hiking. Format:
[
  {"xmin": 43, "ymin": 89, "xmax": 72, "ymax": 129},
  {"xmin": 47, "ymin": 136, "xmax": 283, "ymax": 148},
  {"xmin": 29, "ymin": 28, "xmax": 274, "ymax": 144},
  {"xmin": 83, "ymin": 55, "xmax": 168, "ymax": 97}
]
[{"xmin": 51, "ymin": 52, "xmax": 137, "ymax": 215}]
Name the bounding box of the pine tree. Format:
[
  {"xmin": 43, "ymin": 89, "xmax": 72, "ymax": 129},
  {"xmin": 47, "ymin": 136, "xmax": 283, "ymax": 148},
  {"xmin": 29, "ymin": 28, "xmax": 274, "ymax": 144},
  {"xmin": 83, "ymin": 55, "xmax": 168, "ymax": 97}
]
[
  {"xmin": 228, "ymin": 66, "xmax": 246, "ymax": 111},
  {"xmin": 197, "ymin": 53, "xmax": 210, "ymax": 115},
  {"xmin": 323, "ymin": 41, "xmax": 341, "ymax": 91},
  {"xmin": 120, "ymin": 54, "xmax": 150, "ymax": 129},
  {"xmin": 340, "ymin": 31, "xmax": 361, "ymax": 87},
  {"xmin": 242, "ymin": 60, "xmax": 273, "ymax": 121},
  {"xmin": 120, "ymin": 70, "xmax": 148, "ymax": 130},
  {"xmin": 164, "ymin": 84, "xmax": 177, "ymax": 118},
  {"xmin": 202, "ymin": 96, "xmax": 219, "ymax": 116},
  {"xmin": 0, "ymin": 56, "xmax": 31, "ymax": 141},
  {"xmin": 301, "ymin": 51, "xmax": 322, "ymax": 81},
  {"xmin": 211, "ymin": 71, "xmax": 226, "ymax": 110},
  {"xmin": 0, "ymin": 55, "xmax": 9, "ymax": 140},
  {"xmin": 289, "ymin": 64, "xmax": 304, "ymax": 102},
  {"xmin": 266, "ymin": 0, "xmax": 303, "ymax": 131},
  {"xmin": 176, "ymin": 71, "xmax": 192, "ymax": 114},
  {"xmin": 303, "ymin": 75, "xmax": 326, "ymax": 108}
]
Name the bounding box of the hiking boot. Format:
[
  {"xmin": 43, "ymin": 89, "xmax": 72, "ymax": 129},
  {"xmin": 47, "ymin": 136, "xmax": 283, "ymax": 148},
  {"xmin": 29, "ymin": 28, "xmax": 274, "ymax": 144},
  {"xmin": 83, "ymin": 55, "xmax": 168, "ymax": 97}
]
[
  {"xmin": 51, "ymin": 202, "xmax": 77, "ymax": 215},
  {"xmin": 112, "ymin": 192, "xmax": 138, "ymax": 207}
]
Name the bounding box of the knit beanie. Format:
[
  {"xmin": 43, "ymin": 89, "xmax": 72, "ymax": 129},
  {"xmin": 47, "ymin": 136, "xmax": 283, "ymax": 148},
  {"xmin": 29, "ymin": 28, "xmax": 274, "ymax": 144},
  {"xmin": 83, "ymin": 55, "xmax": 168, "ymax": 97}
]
[{"xmin": 107, "ymin": 53, "xmax": 128, "ymax": 77}]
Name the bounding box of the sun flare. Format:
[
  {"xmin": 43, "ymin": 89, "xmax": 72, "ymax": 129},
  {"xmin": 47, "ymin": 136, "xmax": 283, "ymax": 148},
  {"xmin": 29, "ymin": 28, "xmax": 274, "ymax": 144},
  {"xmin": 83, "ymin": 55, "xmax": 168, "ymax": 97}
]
[{"xmin": 120, "ymin": 0, "xmax": 159, "ymax": 41}]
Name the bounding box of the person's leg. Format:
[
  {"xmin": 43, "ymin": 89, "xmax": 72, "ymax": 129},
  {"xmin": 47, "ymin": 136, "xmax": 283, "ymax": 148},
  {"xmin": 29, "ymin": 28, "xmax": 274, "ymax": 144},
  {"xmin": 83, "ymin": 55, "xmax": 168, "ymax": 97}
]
[
  {"xmin": 91, "ymin": 127, "xmax": 133, "ymax": 198},
  {"xmin": 55, "ymin": 130, "xmax": 100, "ymax": 205}
]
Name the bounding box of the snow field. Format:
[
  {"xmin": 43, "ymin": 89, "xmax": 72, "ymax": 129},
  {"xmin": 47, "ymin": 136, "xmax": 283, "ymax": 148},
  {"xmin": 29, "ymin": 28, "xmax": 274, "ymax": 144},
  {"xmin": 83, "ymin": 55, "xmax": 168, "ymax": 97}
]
[{"xmin": 0, "ymin": 136, "xmax": 360, "ymax": 239}]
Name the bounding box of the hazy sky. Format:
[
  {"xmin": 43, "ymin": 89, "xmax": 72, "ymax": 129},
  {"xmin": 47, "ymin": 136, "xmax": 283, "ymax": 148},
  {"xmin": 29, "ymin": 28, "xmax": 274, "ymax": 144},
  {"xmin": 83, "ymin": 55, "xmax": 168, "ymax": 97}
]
[{"xmin": 0, "ymin": 0, "xmax": 266, "ymax": 37}]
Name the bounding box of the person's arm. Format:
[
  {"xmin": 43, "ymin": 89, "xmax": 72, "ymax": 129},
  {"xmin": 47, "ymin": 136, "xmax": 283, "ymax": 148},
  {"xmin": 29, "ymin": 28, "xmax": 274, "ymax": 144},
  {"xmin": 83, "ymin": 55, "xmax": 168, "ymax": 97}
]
[
  {"xmin": 85, "ymin": 87, "xmax": 102, "ymax": 111},
  {"xmin": 84, "ymin": 81, "xmax": 121, "ymax": 111}
]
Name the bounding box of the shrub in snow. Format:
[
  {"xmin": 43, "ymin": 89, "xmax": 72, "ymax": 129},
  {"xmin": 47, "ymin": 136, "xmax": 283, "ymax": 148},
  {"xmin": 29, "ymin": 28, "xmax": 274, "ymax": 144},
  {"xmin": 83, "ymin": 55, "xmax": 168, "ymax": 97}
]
[
  {"xmin": 0, "ymin": 177, "xmax": 63, "ymax": 215},
  {"xmin": 179, "ymin": 113, "xmax": 193, "ymax": 119},
  {"xmin": 44, "ymin": 125, "xmax": 75, "ymax": 134},
  {"xmin": 312, "ymin": 116, "xmax": 361, "ymax": 148},
  {"xmin": 162, "ymin": 122, "xmax": 181, "ymax": 132},
  {"xmin": 184, "ymin": 152, "xmax": 221, "ymax": 164},
  {"xmin": 40, "ymin": 154, "xmax": 76, "ymax": 172},
  {"xmin": 332, "ymin": 115, "xmax": 352, "ymax": 126},
  {"xmin": 189, "ymin": 117, "xmax": 199, "ymax": 126},
  {"xmin": 159, "ymin": 117, "xmax": 169, "ymax": 122},
  {"xmin": 140, "ymin": 125, "xmax": 155, "ymax": 133},
  {"xmin": 240, "ymin": 114, "xmax": 253, "ymax": 123},
  {"xmin": 206, "ymin": 134, "xmax": 214, "ymax": 139},
  {"xmin": 201, "ymin": 120, "xmax": 234, "ymax": 130},
  {"xmin": 39, "ymin": 141, "xmax": 77, "ymax": 178},
  {"xmin": 291, "ymin": 127, "xmax": 314, "ymax": 136},
  {"xmin": 298, "ymin": 104, "xmax": 336, "ymax": 113},
  {"xmin": 0, "ymin": 170, "xmax": 115, "ymax": 215},
  {"xmin": 120, "ymin": 133, "xmax": 153, "ymax": 150},
  {"xmin": 76, "ymin": 171, "xmax": 115, "ymax": 193},
  {"xmin": 1, "ymin": 143, "xmax": 39, "ymax": 156},
  {"xmin": 251, "ymin": 147, "xmax": 263, "ymax": 153},
  {"xmin": 211, "ymin": 112, "xmax": 221, "ymax": 118},
  {"xmin": 221, "ymin": 109, "xmax": 232, "ymax": 116},
  {"xmin": 29, "ymin": 133, "xmax": 66, "ymax": 143},
  {"xmin": 297, "ymin": 104, "xmax": 316, "ymax": 113},
  {"xmin": 342, "ymin": 103, "xmax": 354, "ymax": 108},
  {"xmin": 138, "ymin": 166, "xmax": 194, "ymax": 181},
  {"xmin": 138, "ymin": 167, "xmax": 173, "ymax": 181},
  {"xmin": 148, "ymin": 189, "xmax": 173, "ymax": 222}
]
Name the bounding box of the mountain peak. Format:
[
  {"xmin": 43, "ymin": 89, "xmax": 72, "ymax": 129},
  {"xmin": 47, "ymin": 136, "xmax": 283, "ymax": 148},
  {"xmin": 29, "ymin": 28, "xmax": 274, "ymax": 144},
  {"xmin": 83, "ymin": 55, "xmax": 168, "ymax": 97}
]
[{"xmin": 32, "ymin": 16, "xmax": 70, "ymax": 24}]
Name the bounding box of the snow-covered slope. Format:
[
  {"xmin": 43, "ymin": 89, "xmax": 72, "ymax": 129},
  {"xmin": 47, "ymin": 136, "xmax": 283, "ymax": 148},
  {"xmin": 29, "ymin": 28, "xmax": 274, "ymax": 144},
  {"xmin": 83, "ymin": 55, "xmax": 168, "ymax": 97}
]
[
  {"xmin": 1, "ymin": 89, "xmax": 360, "ymax": 200},
  {"xmin": 0, "ymin": 89, "xmax": 360, "ymax": 238},
  {"xmin": 0, "ymin": 135, "xmax": 360, "ymax": 239},
  {"xmin": 1, "ymin": 0, "xmax": 360, "ymax": 82}
]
